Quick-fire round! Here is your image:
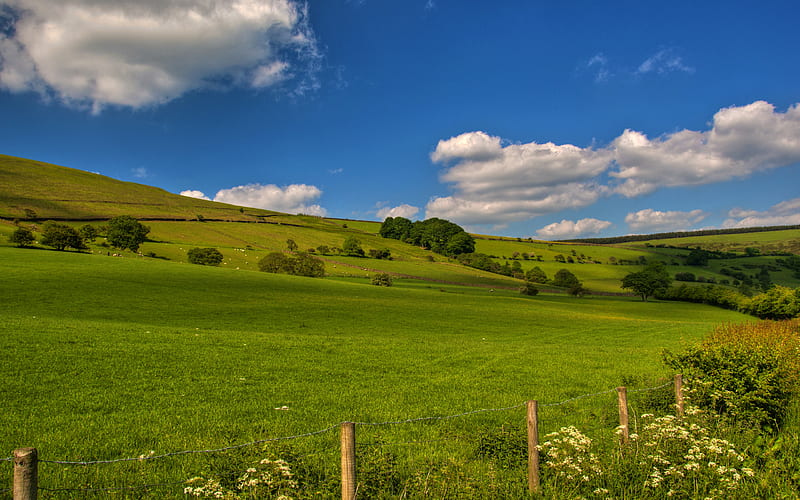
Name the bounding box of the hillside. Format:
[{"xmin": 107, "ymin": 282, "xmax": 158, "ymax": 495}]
[{"xmin": 1, "ymin": 154, "xmax": 799, "ymax": 293}]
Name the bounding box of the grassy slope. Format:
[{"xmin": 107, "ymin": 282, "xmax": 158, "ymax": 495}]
[{"xmin": 0, "ymin": 247, "xmax": 747, "ymax": 458}]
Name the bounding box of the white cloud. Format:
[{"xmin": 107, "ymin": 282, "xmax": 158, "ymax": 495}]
[
  {"xmin": 611, "ymin": 101, "xmax": 800, "ymax": 196},
  {"xmin": 426, "ymin": 101, "xmax": 800, "ymax": 227},
  {"xmin": 131, "ymin": 167, "xmax": 149, "ymax": 179},
  {"xmin": 723, "ymin": 198, "xmax": 800, "ymax": 228},
  {"xmin": 180, "ymin": 189, "xmax": 210, "ymax": 200},
  {"xmin": 213, "ymin": 183, "xmax": 326, "ymax": 216},
  {"xmin": 376, "ymin": 204, "xmax": 419, "ymax": 220},
  {"xmin": 636, "ymin": 49, "xmax": 694, "ymax": 75},
  {"xmin": 0, "ymin": 0, "xmax": 320, "ymax": 111},
  {"xmin": 535, "ymin": 218, "xmax": 613, "ymax": 239},
  {"xmin": 586, "ymin": 52, "xmax": 611, "ymax": 82},
  {"xmin": 625, "ymin": 208, "xmax": 708, "ymax": 233}
]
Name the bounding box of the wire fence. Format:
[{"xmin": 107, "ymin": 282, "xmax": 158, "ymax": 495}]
[{"xmin": 5, "ymin": 377, "xmax": 682, "ymax": 499}]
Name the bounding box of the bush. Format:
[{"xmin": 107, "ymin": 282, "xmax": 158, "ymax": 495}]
[
  {"xmin": 40, "ymin": 221, "xmax": 85, "ymax": 251},
  {"xmin": 258, "ymin": 252, "xmax": 325, "ymax": 277},
  {"xmin": 9, "ymin": 227, "xmax": 35, "ymax": 247},
  {"xmin": 187, "ymin": 247, "xmax": 223, "ymax": 266},
  {"xmin": 663, "ymin": 319, "xmax": 800, "ymax": 429},
  {"xmin": 519, "ymin": 282, "xmax": 539, "ymax": 296},
  {"xmin": 371, "ymin": 273, "xmax": 393, "ymax": 286},
  {"xmin": 740, "ymin": 286, "xmax": 800, "ymax": 320}
]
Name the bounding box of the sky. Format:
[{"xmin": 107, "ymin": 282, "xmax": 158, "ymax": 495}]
[{"xmin": 1, "ymin": 0, "xmax": 800, "ymax": 239}]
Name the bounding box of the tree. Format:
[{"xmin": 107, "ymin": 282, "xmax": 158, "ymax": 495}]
[
  {"xmin": 187, "ymin": 247, "xmax": 224, "ymax": 266},
  {"xmin": 551, "ymin": 268, "xmax": 580, "ymax": 288},
  {"xmin": 292, "ymin": 252, "xmax": 325, "ymax": 277},
  {"xmin": 342, "ymin": 236, "xmax": 365, "ymax": 257},
  {"xmin": 79, "ymin": 224, "xmax": 97, "ymax": 242},
  {"xmin": 621, "ymin": 261, "xmax": 673, "ymax": 302},
  {"xmin": 519, "ymin": 282, "xmax": 539, "ymax": 296},
  {"xmin": 9, "ymin": 227, "xmax": 35, "ymax": 247},
  {"xmin": 40, "ymin": 222, "xmax": 85, "ymax": 251},
  {"xmin": 445, "ymin": 231, "xmax": 476, "ymax": 255},
  {"xmin": 286, "ymin": 239, "xmax": 298, "ymax": 252},
  {"xmin": 106, "ymin": 216, "xmax": 150, "ymax": 252},
  {"xmin": 258, "ymin": 252, "xmax": 295, "ymax": 273},
  {"xmin": 379, "ymin": 216, "xmax": 413, "ymax": 241},
  {"xmin": 316, "ymin": 245, "xmax": 330, "ymax": 255},
  {"xmin": 525, "ymin": 266, "xmax": 548, "ymax": 284}
]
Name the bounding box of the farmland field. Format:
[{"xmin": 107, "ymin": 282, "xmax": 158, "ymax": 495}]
[{"xmin": 0, "ymin": 246, "xmax": 752, "ymax": 497}]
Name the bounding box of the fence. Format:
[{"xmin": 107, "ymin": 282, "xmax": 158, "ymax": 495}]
[{"xmin": 5, "ymin": 375, "xmax": 685, "ymax": 499}]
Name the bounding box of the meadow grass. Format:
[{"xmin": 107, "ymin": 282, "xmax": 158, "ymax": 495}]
[{"xmin": 0, "ymin": 246, "xmax": 751, "ymax": 497}]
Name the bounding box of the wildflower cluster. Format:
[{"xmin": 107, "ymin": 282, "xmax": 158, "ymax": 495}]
[
  {"xmin": 637, "ymin": 410, "xmax": 753, "ymax": 499},
  {"xmin": 185, "ymin": 458, "xmax": 298, "ymax": 499},
  {"xmin": 538, "ymin": 426, "xmax": 602, "ymax": 483}
]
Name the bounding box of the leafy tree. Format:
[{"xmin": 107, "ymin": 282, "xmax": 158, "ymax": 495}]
[
  {"xmin": 525, "ymin": 266, "xmax": 548, "ymax": 284},
  {"xmin": 316, "ymin": 245, "xmax": 330, "ymax": 255},
  {"xmin": 368, "ymin": 248, "xmax": 392, "ymax": 260},
  {"xmin": 106, "ymin": 216, "xmax": 150, "ymax": 252},
  {"xmin": 371, "ymin": 273, "xmax": 393, "ymax": 287},
  {"xmin": 79, "ymin": 224, "xmax": 97, "ymax": 242},
  {"xmin": 740, "ymin": 286, "xmax": 800, "ymax": 319},
  {"xmin": 519, "ymin": 282, "xmax": 539, "ymax": 296},
  {"xmin": 258, "ymin": 252, "xmax": 295, "ymax": 273},
  {"xmin": 621, "ymin": 261, "xmax": 673, "ymax": 302},
  {"xmin": 40, "ymin": 222, "xmax": 85, "ymax": 251},
  {"xmin": 457, "ymin": 253, "xmax": 501, "ymax": 274},
  {"xmin": 292, "ymin": 252, "xmax": 326, "ymax": 277},
  {"xmin": 342, "ymin": 236, "xmax": 365, "ymax": 257},
  {"xmin": 554, "ymin": 254, "xmax": 566, "ymax": 263},
  {"xmin": 286, "ymin": 239, "xmax": 298, "ymax": 252},
  {"xmin": 444, "ymin": 231, "xmax": 476, "ymax": 255},
  {"xmin": 9, "ymin": 227, "xmax": 35, "ymax": 247},
  {"xmin": 187, "ymin": 247, "xmax": 224, "ymax": 266},
  {"xmin": 379, "ymin": 216, "xmax": 413, "ymax": 241},
  {"xmin": 674, "ymin": 272, "xmax": 696, "ymax": 282},
  {"xmin": 551, "ymin": 268, "xmax": 580, "ymax": 288},
  {"xmin": 686, "ymin": 248, "xmax": 709, "ymax": 266}
]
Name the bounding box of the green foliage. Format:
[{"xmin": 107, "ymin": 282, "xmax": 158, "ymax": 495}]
[
  {"xmin": 187, "ymin": 247, "xmax": 224, "ymax": 266},
  {"xmin": 475, "ymin": 424, "xmax": 527, "ymax": 470},
  {"xmin": 106, "ymin": 215, "xmax": 150, "ymax": 252},
  {"xmin": 286, "ymin": 238, "xmax": 298, "ymax": 251},
  {"xmin": 525, "ymin": 266, "xmax": 548, "ymax": 283},
  {"xmin": 79, "ymin": 224, "xmax": 97, "ymax": 242},
  {"xmin": 740, "ymin": 286, "xmax": 800, "ymax": 319},
  {"xmin": 39, "ymin": 221, "xmax": 85, "ymax": 251},
  {"xmin": 552, "ymin": 268, "xmax": 580, "ymax": 288},
  {"xmin": 664, "ymin": 320, "xmax": 800, "ymax": 429},
  {"xmin": 379, "ymin": 216, "xmax": 475, "ymax": 256},
  {"xmin": 342, "ymin": 236, "xmax": 365, "ymax": 257},
  {"xmin": 367, "ymin": 248, "xmax": 391, "ymax": 260},
  {"xmin": 621, "ymin": 261, "xmax": 672, "ymax": 302},
  {"xmin": 258, "ymin": 251, "xmax": 325, "ymax": 277},
  {"xmin": 519, "ymin": 282, "xmax": 539, "ymax": 296},
  {"xmin": 658, "ymin": 283, "xmax": 743, "ymax": 311},
  {"xmin": 371, "ymin": 273, "xmax": 393, "ymax": 286},
  {"xmin": 9, "ymin": 227, "xmax": 34, "ymax": 247}
]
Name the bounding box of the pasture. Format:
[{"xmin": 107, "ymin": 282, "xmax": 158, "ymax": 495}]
[{"xmin": 0, "ymin": 246, "xmax": 751, "ymax": 497}]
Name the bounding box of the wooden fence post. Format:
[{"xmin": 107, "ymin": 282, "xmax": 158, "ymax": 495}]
[
  {"xmin": 13, "ymin": 447, "xmax": 38, "ymax": 500},
  {"xmin": 341, "ymin": 422, "xmax": 356, "ymax": 500},
  {"xmin": 616, "ymin": 387, "xmax": 629, "ymax": 444},
  {"xmin": 674, "ymin": 374, "xmax": 685, "ymax": 417},
  {"xmin": 526, "ymin": 400, "xmax": 541, "ymax": 494}
]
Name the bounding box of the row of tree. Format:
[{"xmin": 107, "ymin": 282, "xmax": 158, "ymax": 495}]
[{"xmin": 9, "ymin": 216, "xmax": 151, "ymax": 252}]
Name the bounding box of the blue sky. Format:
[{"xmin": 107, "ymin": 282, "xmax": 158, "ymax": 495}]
[{"xmin": 1, "ymin": 1, "xmax": 799, "ymax": 239}]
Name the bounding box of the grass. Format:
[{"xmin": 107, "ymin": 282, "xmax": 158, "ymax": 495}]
[{"xmin": 0, "ymin": 246, "xmax": 751, "ymax": 497}]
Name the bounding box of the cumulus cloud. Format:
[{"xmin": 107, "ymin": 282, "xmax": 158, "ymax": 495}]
[
  {"xmin": 213, "ymin": 183, "xmax": 326, "ymax": 216},
  {"xmin": 625, "ymin": 208, "xmax": 708, "ymax": 233},
  {"xmin": 376, "ymin": 204, "xmax": 419, "ymax": 220},
  {"xmin": 427, "ymin": 101, "xmax": 800, "ymax": 227},
  {"xmin": 0, "ymin": 0, "xmax": 320, "ymax": 111},
  {"xmin": 723, "ymin": 198, "xmax": 800, "ymax": 228},
  {"xmin": 611, "ymin": 101, "xmax": 800, "ymax": 196},
  {"xmin": 180, "ymin": 189, "xmax": 210, "ymax": 200},
  {"xmin": 535, "ymin": 218, "xmax": 613, "ymax": 239}
]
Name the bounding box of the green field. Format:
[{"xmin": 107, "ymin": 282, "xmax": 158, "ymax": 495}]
[{"xmin": 0, "ymin": 246, "xmax": 752, "ymax": 497}]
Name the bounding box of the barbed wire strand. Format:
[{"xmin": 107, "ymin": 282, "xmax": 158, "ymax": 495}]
[{"xmin": 40, "ymin": 424, "xmax": 340, "ymax": 466}]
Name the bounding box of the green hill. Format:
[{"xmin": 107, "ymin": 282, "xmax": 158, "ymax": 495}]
[{"xmin": 1, "ymin": 153, "xmax": 798, "ymax": 293}]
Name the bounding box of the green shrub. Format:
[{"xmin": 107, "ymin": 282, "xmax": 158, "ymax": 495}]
[
  {"xmin": 9, "ymin": 227, "xmax": 35, "ymax": 247},
  {"xmin": 187, "ymin": 247, "xmax": 224, "ymax": 266},
  {"xmin": 519, "ymin": 282, "xmax": 539, "ymax": 296},
  {"xmin": 371, "ymin": 273, "xmax": 393, "ymax": 287},
  {"xmin": 664, "ymin": 319, "xmax": 800, "ymax": 429}
]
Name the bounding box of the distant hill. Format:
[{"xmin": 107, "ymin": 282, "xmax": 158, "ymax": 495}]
[{"xmin": 0, "ymin": 154, "xmax": 280, "ymax": 222}]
